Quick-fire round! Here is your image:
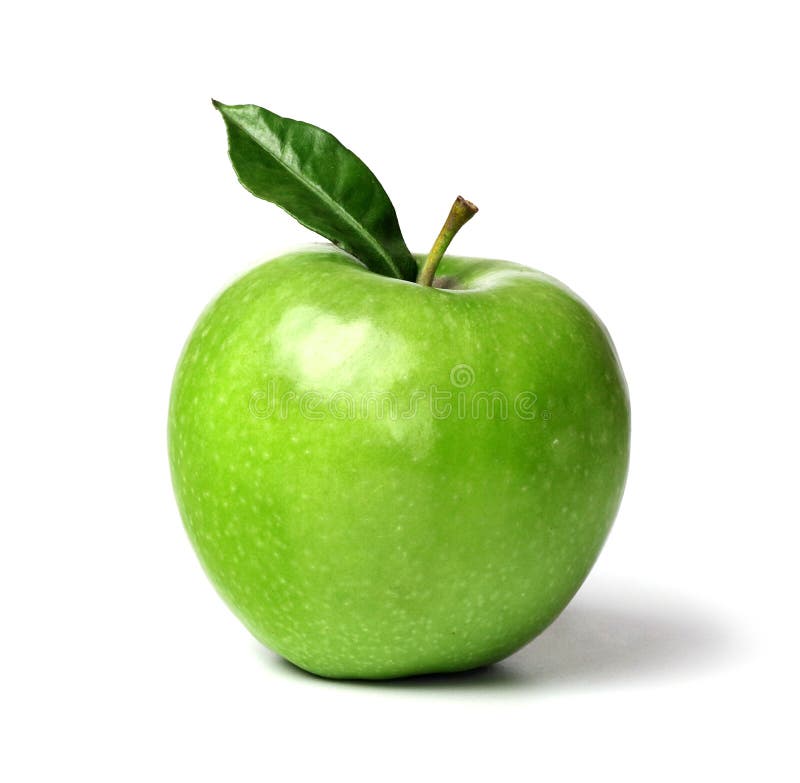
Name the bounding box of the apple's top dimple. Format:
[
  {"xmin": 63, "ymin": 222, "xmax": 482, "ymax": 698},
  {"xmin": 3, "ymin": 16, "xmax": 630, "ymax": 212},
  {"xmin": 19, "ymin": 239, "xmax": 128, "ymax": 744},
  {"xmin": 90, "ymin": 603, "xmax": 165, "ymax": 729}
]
[{"xmin": 432, "ymin": 276, "xmax": 463, "ymax": 291}]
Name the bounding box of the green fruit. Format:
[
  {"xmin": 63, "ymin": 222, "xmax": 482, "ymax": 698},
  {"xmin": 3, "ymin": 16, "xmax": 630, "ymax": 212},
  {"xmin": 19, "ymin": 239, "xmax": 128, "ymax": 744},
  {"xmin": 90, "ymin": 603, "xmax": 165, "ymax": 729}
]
[
  {"xmin": 171, "ymin": 101, "xmax": 631, "ymax": 678},
  {"xmin": 168, "ymin": 245, "xmax": 630, "ymax": 679}
]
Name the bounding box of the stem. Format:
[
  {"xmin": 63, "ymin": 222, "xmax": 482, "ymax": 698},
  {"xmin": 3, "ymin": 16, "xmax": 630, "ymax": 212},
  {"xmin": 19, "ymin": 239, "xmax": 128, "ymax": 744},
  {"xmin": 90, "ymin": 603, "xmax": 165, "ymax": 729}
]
[{"xmin": 417, "ymin": 196, "xmax": 478, "ymax": 286}]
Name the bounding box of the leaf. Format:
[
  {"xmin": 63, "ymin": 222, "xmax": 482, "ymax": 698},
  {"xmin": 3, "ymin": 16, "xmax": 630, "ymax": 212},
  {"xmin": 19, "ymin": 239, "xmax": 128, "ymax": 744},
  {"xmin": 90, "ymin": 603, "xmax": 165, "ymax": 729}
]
[{"xmin": 213, "ymin": 101, "xmax": 417, "ymax": 281}]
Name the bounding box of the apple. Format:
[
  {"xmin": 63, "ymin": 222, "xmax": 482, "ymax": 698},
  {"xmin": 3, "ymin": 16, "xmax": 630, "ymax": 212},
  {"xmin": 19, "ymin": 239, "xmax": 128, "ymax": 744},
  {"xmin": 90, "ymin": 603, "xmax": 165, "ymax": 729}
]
[{"xmin": 168, "ymin": 102, "xmax": 630, "ymax": 679}]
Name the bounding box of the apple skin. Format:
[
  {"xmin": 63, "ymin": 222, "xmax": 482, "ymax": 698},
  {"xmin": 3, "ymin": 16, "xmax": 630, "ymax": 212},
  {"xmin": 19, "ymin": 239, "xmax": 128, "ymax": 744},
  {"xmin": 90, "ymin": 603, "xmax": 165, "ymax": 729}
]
[{"xmin": 168, "ymin": 245, "xmax": 630, "ymax": 679}]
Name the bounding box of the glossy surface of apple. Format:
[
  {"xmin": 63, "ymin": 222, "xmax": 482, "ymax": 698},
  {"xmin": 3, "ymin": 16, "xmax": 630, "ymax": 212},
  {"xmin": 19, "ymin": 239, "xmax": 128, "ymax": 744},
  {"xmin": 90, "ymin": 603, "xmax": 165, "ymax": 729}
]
[{"xmin": 168, "ymin": 246, "xmax": 630, "ymax": 679}]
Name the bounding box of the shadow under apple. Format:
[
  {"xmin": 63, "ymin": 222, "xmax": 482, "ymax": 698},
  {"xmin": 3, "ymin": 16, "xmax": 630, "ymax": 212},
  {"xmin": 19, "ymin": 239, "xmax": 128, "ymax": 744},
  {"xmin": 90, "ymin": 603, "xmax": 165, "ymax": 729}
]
[{"xmin": 261, "ymin": 583, "xmax": 739, "ymax": 692}]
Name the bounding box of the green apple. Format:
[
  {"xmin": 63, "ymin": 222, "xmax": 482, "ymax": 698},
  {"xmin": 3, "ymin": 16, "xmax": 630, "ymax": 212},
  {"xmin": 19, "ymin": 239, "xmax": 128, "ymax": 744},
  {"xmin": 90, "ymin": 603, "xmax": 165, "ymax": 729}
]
[
  {"xmin": 169, "ymin": 244, "xmax": 629, "ymax": 678},
  {"xmin": 168, "ymin": 102, "xmax": 630, "ymax": 679}
]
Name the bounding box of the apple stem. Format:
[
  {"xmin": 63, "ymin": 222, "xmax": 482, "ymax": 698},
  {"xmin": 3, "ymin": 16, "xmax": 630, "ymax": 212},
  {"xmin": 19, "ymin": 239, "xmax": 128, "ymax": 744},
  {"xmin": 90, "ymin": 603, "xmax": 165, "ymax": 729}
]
[{"xmin": 417, "ymin": 196, "xmax": 478, "ymax": 286}]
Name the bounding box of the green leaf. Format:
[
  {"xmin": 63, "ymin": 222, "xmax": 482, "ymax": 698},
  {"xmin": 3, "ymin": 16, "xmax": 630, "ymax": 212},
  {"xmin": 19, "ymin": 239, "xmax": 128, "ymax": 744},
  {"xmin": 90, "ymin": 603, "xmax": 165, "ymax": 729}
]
[{"xmin": 213, "ymin": 101, "xmax": 417, "ymax": 281}]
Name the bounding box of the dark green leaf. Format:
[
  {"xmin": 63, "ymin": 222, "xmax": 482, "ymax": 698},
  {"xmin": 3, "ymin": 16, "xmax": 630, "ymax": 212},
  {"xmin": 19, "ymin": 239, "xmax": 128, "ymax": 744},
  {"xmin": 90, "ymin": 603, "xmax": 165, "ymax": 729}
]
[{"xmin": 213, "ymin": 101, "xmax": 417, "ymax": 281}]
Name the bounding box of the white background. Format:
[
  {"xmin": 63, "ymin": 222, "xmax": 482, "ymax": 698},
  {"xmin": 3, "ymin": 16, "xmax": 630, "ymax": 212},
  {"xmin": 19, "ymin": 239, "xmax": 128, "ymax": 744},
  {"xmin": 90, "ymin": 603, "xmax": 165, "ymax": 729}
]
[{"xmin": 2, "ymin": 1, "xmax": 798, "ymax": 780}]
